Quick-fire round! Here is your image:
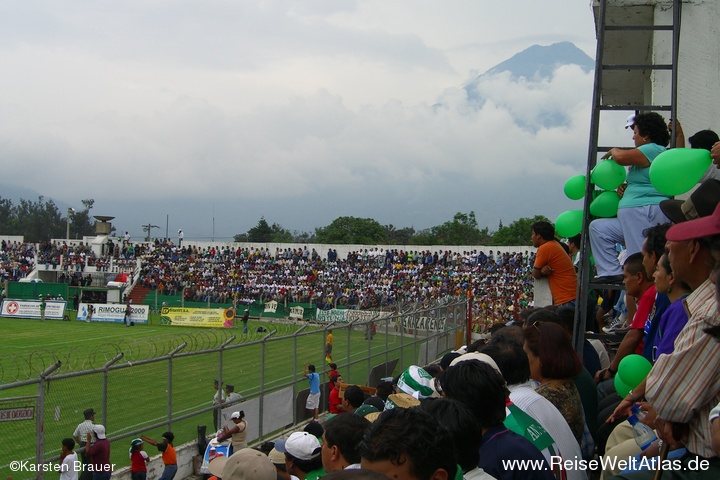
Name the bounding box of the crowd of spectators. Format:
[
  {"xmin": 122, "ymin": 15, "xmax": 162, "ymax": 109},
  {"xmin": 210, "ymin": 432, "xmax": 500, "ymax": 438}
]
[
  {"xmin": 134, "ymin": 242, "xmax": 535, "ymax": 325},
  {"xmin": 0, "ymin": 240, "xmax": 35, "ymax": 280}
]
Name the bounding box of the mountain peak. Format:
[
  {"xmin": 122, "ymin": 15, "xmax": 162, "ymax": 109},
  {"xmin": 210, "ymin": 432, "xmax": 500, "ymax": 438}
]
[{"xmin": 484, "ymin": 41, "xmax": 594, "ymax": 79}]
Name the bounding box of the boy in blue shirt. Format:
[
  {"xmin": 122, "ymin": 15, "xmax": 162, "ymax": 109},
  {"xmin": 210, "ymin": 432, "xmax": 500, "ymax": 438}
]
[{"xmin": 303, "ymin": 363, "xmax": 321, "ymax": 421}]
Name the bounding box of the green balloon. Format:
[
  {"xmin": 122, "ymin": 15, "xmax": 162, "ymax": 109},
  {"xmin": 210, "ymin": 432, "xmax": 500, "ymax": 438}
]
[
  {"xmin": 564, "ymin": 175, "xmax": 586, "ymax": 200},
  {"xmin": 555, "ymin": 210, "xmax": 583, "ymax": 237},
  {"xmin": 650, "ymin": 148, "xmax": 712, "ymax": 196},
  {"xmin": 617, "ymin": 354, "xmax": 652, "ymax": 389},
  {"xmin": 591, "ymin": 160, "xmax": 626, "ymax": 190},
  {"xmin": 589, "ymin": 191, "xmax": 620, "ymax": 218},
  {"xmin": 614, "ymin": 375, "xmax": 632, "ymax": 398}
]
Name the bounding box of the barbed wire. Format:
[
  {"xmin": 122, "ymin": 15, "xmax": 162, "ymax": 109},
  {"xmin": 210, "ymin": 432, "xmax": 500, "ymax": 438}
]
[{"xmin": 0, "ymin": 323, "xmax": 304, "ymax": 384}]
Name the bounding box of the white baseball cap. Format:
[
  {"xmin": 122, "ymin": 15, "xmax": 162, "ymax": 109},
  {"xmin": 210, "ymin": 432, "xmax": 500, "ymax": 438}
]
[
  {"xmin": 624, "ymin": 114, "xmax": 636, "ymax": 129},
  {"xmin": 274, "ymin": 432, "xmax": 321, "ymax": 461}
]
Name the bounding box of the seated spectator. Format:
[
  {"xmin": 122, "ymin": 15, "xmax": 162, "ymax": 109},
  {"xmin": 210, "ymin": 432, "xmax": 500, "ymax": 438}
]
[
  {"xmin": 439, "ymin": 359, "xmax": 555, "ymax": 480},
  {"xmin": 522, "ymin": 321, "xmax": 585, "ymax": 444},
  {"xmin": 341, "ymin": 385, "xmax": 365, "ymax": 414},
  {"xmin": 419, "ymin": 398, "xmax": 494, "ymax": 479},
  {"xmin": 275, "ymin": 431, "xmax": 324, "ymax": 480},
  {"xmin": 322, "ymin": 413, "xmax": 371, "ymax": 473},
  {"xmin": 359, "ymin": 407, "xmax": 459, "ymax": 480},
  {"xmin": 482, "ymin": 332, "xmax": 587, "ymax": 477}
]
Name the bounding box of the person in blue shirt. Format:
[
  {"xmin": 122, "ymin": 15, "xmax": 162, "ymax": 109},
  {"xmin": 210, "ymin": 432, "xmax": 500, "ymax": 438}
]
[{"xmin": 304, "ymin": 363, "xmax": 321, "ymax": 421}]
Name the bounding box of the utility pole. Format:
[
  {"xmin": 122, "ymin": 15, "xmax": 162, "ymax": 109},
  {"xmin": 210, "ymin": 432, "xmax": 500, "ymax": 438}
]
[{"xmin": 142, "ymin": 224, "xmax": 160, "ymax": 242}]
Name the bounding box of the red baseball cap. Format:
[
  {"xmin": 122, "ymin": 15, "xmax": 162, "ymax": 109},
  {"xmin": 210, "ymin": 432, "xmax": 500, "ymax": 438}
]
[{"xmin": 666, "ymin": 202, "xmax": 720, "ymax": 242}]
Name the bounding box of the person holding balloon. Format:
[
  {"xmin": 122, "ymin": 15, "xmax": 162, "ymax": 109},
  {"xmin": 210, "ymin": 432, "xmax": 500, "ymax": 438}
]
[{"xmin": 589, "ymin": 112, "xmax": 672, "ymax": 282}]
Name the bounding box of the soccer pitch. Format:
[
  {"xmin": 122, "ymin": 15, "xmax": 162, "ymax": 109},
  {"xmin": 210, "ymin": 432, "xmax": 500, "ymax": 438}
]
[{"xmin": 1, "ymin": 315, "xmax": 415, "ymax": 480}]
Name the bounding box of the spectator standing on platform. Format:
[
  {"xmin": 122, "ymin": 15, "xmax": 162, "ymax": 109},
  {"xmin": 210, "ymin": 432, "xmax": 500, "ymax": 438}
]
[
  {"xmin": 531, "ymin": 221, "xmax": 578, "ymax": 308},
  {"xmin": 140, "ymin": 432, "xmax": 177, "ymax": 480},
  {"xmin": 86, "ymin": 425, "xmax": 111, "ymax": 480},
  {"xmin": 60, "ymin": 438, "xmax": 79, "ymax": 480},
  {"xmin": 304, "ymin": 363, "xmax": 321, "ymax": 421},
  {"xmin": 73, "ymin": 408, "xmax": 95, "ymax": 480}
]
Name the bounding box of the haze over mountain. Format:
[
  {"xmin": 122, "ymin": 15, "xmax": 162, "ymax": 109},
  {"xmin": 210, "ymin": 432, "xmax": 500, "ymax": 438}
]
[{"xmin": 461, "ymin": 42, "xmax": 595, "ymax": 131}]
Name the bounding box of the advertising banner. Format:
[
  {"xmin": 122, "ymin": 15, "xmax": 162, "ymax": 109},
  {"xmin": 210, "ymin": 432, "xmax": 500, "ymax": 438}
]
[
  {"xmin": 1, "ymin": 299, "xmax": 67, "ymax": 320},
  {"xmin": 159, "ymin": 307, "xmax": 233, "ymax": 328},
  {"xmin": 77, "ymin": 303, "xmax": 150, "ymax": 324}
]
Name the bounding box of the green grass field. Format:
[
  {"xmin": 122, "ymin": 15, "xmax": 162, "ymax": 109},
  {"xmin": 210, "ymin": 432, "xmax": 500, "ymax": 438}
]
[{"xmin": 0, "ymin": 314, "xmax": 425, "ymax": 480}]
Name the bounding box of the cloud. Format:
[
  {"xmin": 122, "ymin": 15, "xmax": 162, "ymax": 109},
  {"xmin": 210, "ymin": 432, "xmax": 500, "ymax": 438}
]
[{"xmin": 0, "ymin": 1, "xmax": 604, "ymax": 239}]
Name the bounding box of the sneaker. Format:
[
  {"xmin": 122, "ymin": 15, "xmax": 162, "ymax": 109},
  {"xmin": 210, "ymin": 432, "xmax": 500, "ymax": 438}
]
[{"xmin": 602, "ymin": 314, "xmax": 626, "ymax": 334}]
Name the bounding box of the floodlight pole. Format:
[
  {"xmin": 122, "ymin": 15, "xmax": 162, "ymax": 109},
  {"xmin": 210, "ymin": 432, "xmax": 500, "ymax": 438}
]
[{"xmin": 66, "ymin": 208, "xmax": 75, "ymax": 240}]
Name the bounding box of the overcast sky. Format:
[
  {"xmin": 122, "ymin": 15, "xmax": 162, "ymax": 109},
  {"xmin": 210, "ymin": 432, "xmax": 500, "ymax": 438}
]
[{"xmin": 0, "ymin": 0, "xmax": 625, "ymax": 242}]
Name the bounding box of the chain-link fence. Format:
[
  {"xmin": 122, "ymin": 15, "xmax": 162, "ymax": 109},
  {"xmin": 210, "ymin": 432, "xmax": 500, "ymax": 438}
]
[{"xmin": 0, "ymin": 299, "xmax": 466, "ymax": 480}]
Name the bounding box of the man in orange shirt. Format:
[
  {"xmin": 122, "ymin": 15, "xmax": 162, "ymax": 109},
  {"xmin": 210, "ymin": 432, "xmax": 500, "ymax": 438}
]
[
  {"xmin": 140, "ymin": 432, "xmax": 177, "ymax": 480},
  {"xmin": 531, "ymin": 221, "xmax": 578, "ymax": 307}
]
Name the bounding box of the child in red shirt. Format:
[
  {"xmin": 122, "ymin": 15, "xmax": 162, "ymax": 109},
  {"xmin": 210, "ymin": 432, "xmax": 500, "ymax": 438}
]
[{"xmin": 129, "ymin": 438, "xmax": 149, "ymax": 480}]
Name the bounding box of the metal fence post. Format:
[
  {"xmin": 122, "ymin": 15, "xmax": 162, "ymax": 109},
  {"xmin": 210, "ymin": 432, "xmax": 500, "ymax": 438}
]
[
  {"xmin": 258, "ymin": 330, "xmax": 275, "ymax": 439},
  {"xmin": 216, "ymin": 336, "xmax": 235, "ymax": 428},
  {"xmin": 102, "ymin": 354, "xmax": 124, "ymax": 427},
  {"xmin": 167, "ymin": 343, "xmax": 187, "ymax": 430},
  {"xmin": 37, "ymin": 361, "xmax": 62, "ymax": 480}
]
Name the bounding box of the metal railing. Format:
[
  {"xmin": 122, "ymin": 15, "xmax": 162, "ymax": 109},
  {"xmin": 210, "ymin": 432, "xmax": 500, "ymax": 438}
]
[{"xmin": 0, "ymin": 299, "xmax": 465, "ymax": 479}]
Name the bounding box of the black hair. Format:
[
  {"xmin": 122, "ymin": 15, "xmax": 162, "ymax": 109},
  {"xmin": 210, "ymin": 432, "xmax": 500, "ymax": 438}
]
[
  {"xmin": 234, "ymin": 411, "xmax": 245, "ymax": 421},
  {"xmin": 634, "ymin": 112, "xmax": 670, "ymax": 146},
  {"xmin": 323, "ymin": 413, "xmax": 371, "ymax": 465},
  {"xmin": 323, "ymin": 470, "xmax": 392, "ymax": 480},
  {"xmin": 623, "ymin": 252, "xmax": 649, "ymax": 280},
  {"xmin": 62, "ymin": 438, "xmax": 75, "ymax": 451},
  {"xmin": 642, "ymin": 223, "xmax": 671, "ymax": 261},
  {"xmin": 304, "ymin": 420, "xmax": 325, "ymax": 439},
  {"xmin": 482, "ymin": 338, "xmax": 531, "ymax": 385},
  {"xmin": 531, "ymin": 221, "xmax": 556, "ymax": 241},
  {"xmin": 438, "ymin": 360, "xmax": 508, "ymax": 428},
  {"xmin": 466, "ymin": 338, "xmax": 487, "ymax": 352},
  {"xmin": 421, "ymin": 364, "xmax": 442, "ymax": 378},
  {"xmin": 374, "ymin": 381, "xmax": 393, "ymax": 401},
  {"xmin": 285, "ymin": 451, "xmax": 323, "ymax": 474},
  {"xmin": 524, "ymin": 308, "xmax": 560, "ymax": 328},
  {"xmin": 554, "ymin": 306, "xmax": 576, "ymax": 335},
  {"xmin": 567, "ymin": 233, "xmax": 582, "ymax": 248},
  {"xmin": 308, "ymin": 364, "xmax": 316, "ymax": 372},
  {"xmin": 328, "ymin": 363, "xmax": 338, "ymax": 370},
  {"xmin": 689, "ymin": 130, "xmax": 720, "ymax": 151},
  {"xmin": 418, "ymin": 398, "xmax": 481, "ymax": 473},
  {"xmin": 343, "ymin": 385, "xmax": 365, "ymax": 409},
  {"xmin": 438, "ymin": 352, "xmax": 461, "ymax": 370},
  {"xmin": 162, "ymin": 432, "xmax": 174, "ymax": 443},
  {"xmin": 359, "ymin": 407, "xmax": 457, "ymax": 479}
]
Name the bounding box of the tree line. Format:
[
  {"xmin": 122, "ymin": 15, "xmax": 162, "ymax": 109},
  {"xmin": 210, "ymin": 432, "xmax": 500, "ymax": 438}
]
[
  {"xmin": 233, "ymin": 212, "xmax": 550, "ymax": 246},
  {"xmin": 0, "ymin": 197, "xmax": 98, "ymax": 243}
]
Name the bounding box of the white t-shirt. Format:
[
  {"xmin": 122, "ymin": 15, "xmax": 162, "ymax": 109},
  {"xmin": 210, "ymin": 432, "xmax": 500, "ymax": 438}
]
[{"xmin": 60, "ymin": 452, "xmax": 79, "ymax": 480}]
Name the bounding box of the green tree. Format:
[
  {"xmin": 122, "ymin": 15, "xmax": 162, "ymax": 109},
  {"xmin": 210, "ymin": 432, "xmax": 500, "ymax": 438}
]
[
  {"xmin": 315, "ymin": 216, "xmax": 388, "ymax": 244},
  {"xmin": 246, "ymin": 217, "xmax": 273, "ymax": 242},
  {"xmin": 492, "ymin": 215, "xmax": 551, "ymax": 246},
  {"xmin": 69, "ymin": 199, "xmax": 97, "ymax": 239},
  {"xmin": 383, "ymin": 224, "xmax": 415, "ymax": 245},
  {"xmin": 15, "ymin": 196, "xmax": 65, "ymax": 242},
  {"xmin": 0, "ymin": 197, "xmax": 17, "ymax": 234},
  {"xmin": 269, "ymin": 222, "xmax": 294, "ymax": 243},
  {"xmin": 428, "ymin": 211, "xmax": 483, "ymax": 245}
]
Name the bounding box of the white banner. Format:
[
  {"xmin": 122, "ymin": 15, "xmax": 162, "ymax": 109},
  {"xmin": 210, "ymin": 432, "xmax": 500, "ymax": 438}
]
[
  {"xmin": 264, "ymin": 301, "xmax": 277, "ymax": 313},
  {"xmin": 77, "ymin": 303, "xmax": 150, "ymax": 323},
  {"xmin": 400, "ymin": 315, "xmax": 447, "ymax": 332},
  {"xmin": 1, "ymin": 299, "xmax": 67, "ymax": 320},
  {"xmin": 289, "ymin": 306, "xmax": 304, "ymax": 319}
]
